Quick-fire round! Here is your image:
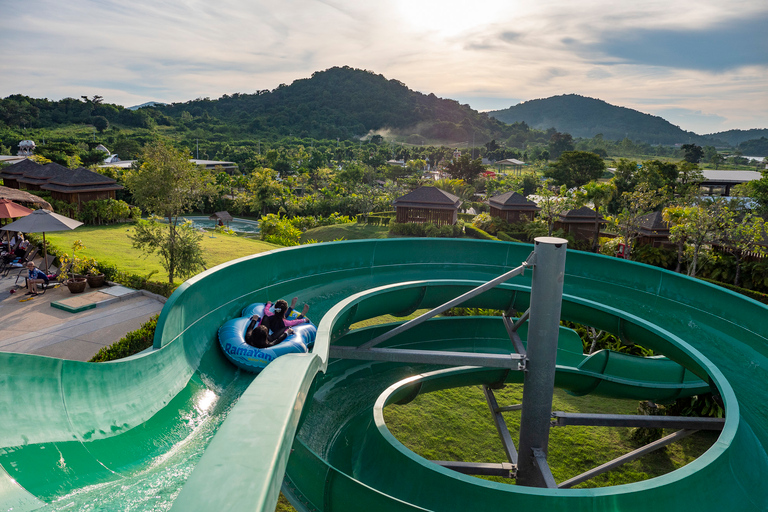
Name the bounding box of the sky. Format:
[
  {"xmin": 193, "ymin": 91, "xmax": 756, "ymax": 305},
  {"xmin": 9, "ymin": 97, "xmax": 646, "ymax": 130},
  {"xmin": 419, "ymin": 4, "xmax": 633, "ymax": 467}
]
[{"xmin": 0, "ymin": 0, "xmax": 766, "ymax": 135}]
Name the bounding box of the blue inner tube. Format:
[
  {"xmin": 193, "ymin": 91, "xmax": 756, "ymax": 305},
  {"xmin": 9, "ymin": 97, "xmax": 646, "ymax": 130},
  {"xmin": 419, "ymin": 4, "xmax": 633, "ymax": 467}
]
[{"xmin": 218, "ymin": 303, "xmax": 317, "ymax": 373}]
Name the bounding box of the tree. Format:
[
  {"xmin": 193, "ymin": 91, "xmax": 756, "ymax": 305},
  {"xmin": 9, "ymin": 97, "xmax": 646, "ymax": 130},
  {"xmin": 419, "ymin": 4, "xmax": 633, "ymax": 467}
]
[
  {"xmin": 245, "ymin": 167, "xmax": 284, "ymax": 215},
  {"xmin": 445, "ymin": 154, "xmax": 485, "ymax": 183},
  {"xmin": 681, "ymin": 144, "xmax": 703, "ymax": 164},
  {"xmin": 718, "ymin": 210, "xmax": 767, "ymax": 287},
  {"xmin": 125, "ymin": 141, "xmax": 214, "ymax": 284},
  {"xmin": 92, "ymin": 115, "xmax": 109, "ymax": 132},
  {"xmin": 578, "ymin": 181, "xmax": 616, "ymax": 252},
  {"xmin": 534, "ymin": 183, "xmax": 574, "ymax": 236},
  {"xmin": 663, "ymin": 200, "xmax": 726, "ymax": 277},
  {"xmin": 131, "ymin": 219, "xmax": 206, "ymax": 283},
  {"xmin": 548, "ymin": 132, "xmax": 574, "ymax": 159},
  {"xmin": 613, "ymin": 184, "xmax": 664, "ymax": 260},
  {"xmin": 545, "ymin": 151, "xmax": 606, "ymax": 189}
]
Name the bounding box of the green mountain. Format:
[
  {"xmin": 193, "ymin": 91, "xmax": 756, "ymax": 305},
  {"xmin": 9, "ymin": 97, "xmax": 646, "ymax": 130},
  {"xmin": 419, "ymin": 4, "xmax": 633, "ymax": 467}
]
[
  {"xmin": 154, "ymin": 66, "xmax": 530, "ymax": 144},
  {"xmin": 488, "ymin": 94, "xmax": 710, "ymax": 145},
  {"xmin": 702, "ymin": 129, "xmax": 768, "ymax": 147}
]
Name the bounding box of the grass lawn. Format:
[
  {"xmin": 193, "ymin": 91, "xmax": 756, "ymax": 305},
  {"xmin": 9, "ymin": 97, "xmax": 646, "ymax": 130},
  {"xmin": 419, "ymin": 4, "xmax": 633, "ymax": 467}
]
[
  {"xmin": 300, "ymin": 223, "xmax": 390, "ymax": 243},
  {"xmin": 44, "ymin": 223, "xmax": 279, "ymax": 282},
  {"xmin": 384, "ymin": 385, "xmax": 715, "ymax": 488}
]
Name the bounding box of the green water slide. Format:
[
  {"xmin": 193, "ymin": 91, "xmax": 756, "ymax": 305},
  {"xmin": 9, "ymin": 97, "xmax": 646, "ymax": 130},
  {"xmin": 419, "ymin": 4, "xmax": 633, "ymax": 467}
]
[{"xmin": 0, "ymin": 239, "xmax": 766, "ymax": 511}]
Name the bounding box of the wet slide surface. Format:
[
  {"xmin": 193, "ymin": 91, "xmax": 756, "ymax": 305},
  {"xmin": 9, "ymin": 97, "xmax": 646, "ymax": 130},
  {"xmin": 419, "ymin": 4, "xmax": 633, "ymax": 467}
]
[{"xmin": 0, "ymin": 239, "xmax": 766, "ymax": 511}]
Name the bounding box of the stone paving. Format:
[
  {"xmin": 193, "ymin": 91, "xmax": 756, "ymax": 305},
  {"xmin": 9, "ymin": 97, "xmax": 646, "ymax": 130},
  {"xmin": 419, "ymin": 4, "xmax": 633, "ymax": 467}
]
[{"xmin": 0, "ymin": 270, "xmax": 165, "ymax": 362}]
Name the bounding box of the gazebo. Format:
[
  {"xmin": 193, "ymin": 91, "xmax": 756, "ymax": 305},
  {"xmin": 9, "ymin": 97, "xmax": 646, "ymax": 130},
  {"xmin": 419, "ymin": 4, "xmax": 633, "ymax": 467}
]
[
  {"xmin": 393, "ymin": 187, "xmax": 461, "ymax": 226},
  {"xmin": 0, "ymin": 186, "xmax": 52, "ymax": 210},
  {"xmin": 209, "ymin": 211, "xmax": 234, "ymax": 227},
  {"xmin": 636, "ymin": 211, "xmax": 673, "ymax": 248},
  {"xmin": 488, "ymin": 191, "xmax": 540, "ymax": 223},
  {"xmin": 554, "ymin": 206, "xmax": 606, "ymax": 241}
]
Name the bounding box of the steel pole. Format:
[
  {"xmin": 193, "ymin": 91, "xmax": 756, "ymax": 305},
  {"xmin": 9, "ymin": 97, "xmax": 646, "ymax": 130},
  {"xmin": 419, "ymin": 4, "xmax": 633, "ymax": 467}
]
[{"xmin": 516, "ymin": 236, "xmax": 567, "ymax": 487}]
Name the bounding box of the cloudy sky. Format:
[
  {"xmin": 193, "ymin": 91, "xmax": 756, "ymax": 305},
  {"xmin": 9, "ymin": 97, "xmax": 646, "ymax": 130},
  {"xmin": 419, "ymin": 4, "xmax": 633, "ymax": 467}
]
[{"xmin": 1, "ymin": 0, "xmax": 766, "ymax": 134}]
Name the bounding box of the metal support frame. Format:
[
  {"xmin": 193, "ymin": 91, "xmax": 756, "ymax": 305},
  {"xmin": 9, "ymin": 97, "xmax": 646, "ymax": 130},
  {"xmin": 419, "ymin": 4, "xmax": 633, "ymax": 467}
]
[
  {"xmin": 330, "ymin": 346, "xmax": 525, "ymax": 369},
  {"xmin": 432, "ymin": 461, "xmax": 515, "ymax": 478},
  {"xmin": 482, "ymin": 386, "xmax": 518, "ymax": 465},
  {"xmin": 551, "ymin": 412, "xmax": 725, "ymax": 431},
  {"xmin": 358, "ymin": 257, "xmax": 533, "ymax": 351},
  {"xmin": 516, "ymin": 237, "xmax": 568, "ymax": 487},
  {"xmin": 532, "ymin": 448, "xmax": 558, "ymax": 488},
  {"xmin": 557, "ymin": 429, "xmax": 697, "ymax": 488}
]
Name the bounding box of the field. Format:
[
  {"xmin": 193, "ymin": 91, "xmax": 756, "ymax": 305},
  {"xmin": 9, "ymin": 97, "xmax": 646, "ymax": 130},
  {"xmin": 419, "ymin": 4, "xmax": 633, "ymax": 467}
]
[{"xmin": 44, "ymin": 224, "xmax": 278, "ymax": 281}]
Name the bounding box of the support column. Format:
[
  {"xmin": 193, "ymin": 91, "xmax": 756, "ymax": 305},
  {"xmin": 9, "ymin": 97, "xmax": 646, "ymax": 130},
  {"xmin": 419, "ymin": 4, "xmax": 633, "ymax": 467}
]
[{"xmin": 516, "ymin": 236, "xmax": 568, "ymax": 487}]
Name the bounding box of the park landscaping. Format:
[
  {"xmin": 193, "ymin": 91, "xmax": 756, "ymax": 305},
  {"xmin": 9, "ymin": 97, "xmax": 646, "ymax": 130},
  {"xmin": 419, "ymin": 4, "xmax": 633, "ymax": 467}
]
[{"xmin": 44, "ymin": 224, "xmax": 278, "ymax": 283}]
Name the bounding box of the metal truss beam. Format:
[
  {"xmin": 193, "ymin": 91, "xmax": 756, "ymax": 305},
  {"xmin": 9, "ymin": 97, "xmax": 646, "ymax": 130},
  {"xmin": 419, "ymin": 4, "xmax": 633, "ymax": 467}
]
[{"xmin": 551, "ymin": 412, "xmax": 725, "ymax": 431}]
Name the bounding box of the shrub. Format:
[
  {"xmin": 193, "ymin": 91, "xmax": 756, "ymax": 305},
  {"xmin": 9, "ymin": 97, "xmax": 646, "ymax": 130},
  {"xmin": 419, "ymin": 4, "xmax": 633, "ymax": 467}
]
[
  {"xmin": 389, "ymin": 221, "xmax": 464, "ymax": 238},
  {"xmin": 465, "ymin": 224, "xmax": 499, "ymax": 241},
  {"xmin": 497, "ymin": 232, "xmax": 525, "ymax": 243},
  {"xmin": 89, "ymin": 314, "xmax": 158, "ymax": 362}
]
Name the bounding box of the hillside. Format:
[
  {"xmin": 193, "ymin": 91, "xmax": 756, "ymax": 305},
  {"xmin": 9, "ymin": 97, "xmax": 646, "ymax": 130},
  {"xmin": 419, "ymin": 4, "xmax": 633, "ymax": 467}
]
[
  {"xmin": 702, "ymin": 129, "xmax": 768, "ymax": 147},
  {"xmin": 488, "ymin": 94, "xmax": 708, "ymax": 145},
  {"xmin": 154, "ymin": 66, "xmax": 526, "ymax": 144}
]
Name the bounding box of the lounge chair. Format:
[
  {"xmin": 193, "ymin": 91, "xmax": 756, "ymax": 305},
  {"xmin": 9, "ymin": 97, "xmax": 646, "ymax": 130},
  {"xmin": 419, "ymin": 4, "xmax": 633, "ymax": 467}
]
[
  {"xmin": 18, "ymin": 258, "xmax": 71, "ymax": 295},
  {"xmin": 2, "ymin": 246, "xmax": 38, "ymax": 277}
]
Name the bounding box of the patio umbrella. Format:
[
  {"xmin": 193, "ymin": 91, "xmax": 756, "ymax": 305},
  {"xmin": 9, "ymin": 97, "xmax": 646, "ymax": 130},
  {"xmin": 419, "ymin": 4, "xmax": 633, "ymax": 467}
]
[
  {"xmin": 0, "ymin": 209, "xmax": 83, "ymax": 273},
  {"xmin": 0, "ymin": 199, "xmax": 33, "ymax": 247}
]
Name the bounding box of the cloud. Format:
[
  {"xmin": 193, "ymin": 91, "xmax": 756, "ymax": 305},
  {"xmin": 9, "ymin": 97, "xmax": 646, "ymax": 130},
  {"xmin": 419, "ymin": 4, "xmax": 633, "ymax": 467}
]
[
  {"xmin": 0, "ymin": 0, "xmax": 766, "ymax": 133},
  {"xmin": 586, "ymin": 12, "xmax": 768, "ymax": 71}
]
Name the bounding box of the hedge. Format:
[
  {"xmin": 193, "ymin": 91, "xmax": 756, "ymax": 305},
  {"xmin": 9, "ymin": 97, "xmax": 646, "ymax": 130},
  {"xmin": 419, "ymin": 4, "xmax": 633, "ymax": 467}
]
[
  {"xmin": 464, "ymin": 224, "xmax": 500, "ymax": 241},
  {"xmin": 89, "ymin": 314, "xmax": 158, "ymax": 362},
  {"xmin": 698, "ymin": 277, "xmax": 768, "ymax": 305},
  {"xmin": 497, "ymin": 232, "xmax": 525, "ymax": 243}
]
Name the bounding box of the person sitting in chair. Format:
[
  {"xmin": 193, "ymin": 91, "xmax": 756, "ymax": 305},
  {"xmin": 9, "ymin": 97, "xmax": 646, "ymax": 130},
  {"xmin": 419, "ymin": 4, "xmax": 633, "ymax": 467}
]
[{"xmin": 25, "ymin": 261, "xmax": 48, "ymax": 296}]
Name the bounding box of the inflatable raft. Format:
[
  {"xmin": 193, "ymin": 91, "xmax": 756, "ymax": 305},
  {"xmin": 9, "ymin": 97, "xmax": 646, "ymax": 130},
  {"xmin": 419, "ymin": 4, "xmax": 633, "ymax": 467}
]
[{"xmin": 218, "ymin": 302, "xmax": 316, "ymax": 373}]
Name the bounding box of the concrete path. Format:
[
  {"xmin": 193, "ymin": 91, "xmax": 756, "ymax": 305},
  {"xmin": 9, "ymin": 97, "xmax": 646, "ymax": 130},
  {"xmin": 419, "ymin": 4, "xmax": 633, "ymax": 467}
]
[{"xmin": 0, "ymin": 272, "xmax": 164, "ymax": 362}]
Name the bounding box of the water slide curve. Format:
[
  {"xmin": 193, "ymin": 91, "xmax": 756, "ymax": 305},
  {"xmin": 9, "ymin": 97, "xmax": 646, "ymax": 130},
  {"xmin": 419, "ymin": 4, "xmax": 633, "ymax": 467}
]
[{"xmin": 0, "ymin": 239, "xmax": 766, "ymax": 511}]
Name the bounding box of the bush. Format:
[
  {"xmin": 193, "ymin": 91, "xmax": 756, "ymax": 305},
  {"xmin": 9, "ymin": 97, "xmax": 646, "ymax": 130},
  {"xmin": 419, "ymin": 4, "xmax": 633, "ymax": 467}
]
[
  {"xmin": 89, "ymin": 314, "xmax": 158, "ymax": 362},
  {"xmin": 464, "ymin": 224, "xmax": 500, "ymax": 241},
  {"xmin": 497, "ymin": 232, "xmax": 525, "ymax": 243},
  {"xmin": 389, "ymin": 221, "xmax": 464, "ymax": 238},
  {"xmin": 698, "ymin": 277, "xmax": 768, "ymax": 305}
]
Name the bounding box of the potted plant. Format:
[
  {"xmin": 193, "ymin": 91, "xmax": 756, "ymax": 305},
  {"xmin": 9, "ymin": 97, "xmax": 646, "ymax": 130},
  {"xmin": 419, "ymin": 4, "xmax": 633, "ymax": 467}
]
[
  {"xmin": 61, "ymin": 240, "xmax": 88, "ymax": 293},
  {"xmin": 85, "ymin": 259, "xmax": 106, "ymax": 288}
]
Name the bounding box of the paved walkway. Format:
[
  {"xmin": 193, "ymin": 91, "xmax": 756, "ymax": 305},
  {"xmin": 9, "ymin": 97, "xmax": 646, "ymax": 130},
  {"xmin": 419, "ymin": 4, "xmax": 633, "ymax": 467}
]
[{"xmin": 0, "ymin": 271, "xmax": 165, "ymax": 362}]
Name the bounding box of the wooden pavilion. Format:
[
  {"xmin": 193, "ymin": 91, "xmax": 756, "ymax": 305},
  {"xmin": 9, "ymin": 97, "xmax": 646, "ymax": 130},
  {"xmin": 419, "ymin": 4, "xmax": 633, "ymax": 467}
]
[
  {"xmin": 393, "ymin": 187, "xmax": 462, "ymax": 226},
  {"xmin": 488, "ymin": 191, "xmax": 539, "ymax": 223}
]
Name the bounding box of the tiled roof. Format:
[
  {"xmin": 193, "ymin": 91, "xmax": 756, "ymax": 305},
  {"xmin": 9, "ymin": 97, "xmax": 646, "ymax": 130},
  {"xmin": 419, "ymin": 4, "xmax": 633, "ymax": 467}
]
[
  {"xmin": 559, "ymin": 206, "xmax": 605, "ymax": 222},
  {"xmin": 0, "ymin": 158, "xmax": 43, "ymax": 178},
  {"xmin": 393, "ymin": 187, "xmax": 461, "ymax": 209},
  {"xmin": 638, "ymin": 211, "xmax": 670, "ymax": 232},
  {"xmin": 489, "ymin": 191, "xmax": 539, "ymax": 209}
]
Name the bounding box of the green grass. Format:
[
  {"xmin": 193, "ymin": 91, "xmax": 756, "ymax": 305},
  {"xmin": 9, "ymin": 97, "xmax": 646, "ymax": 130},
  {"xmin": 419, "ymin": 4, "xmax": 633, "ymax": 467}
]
[
  {"xmin": 44, "ymin": 223, "xmax": 278, "ymax": 282},
  {"xmin": 300, "ymin": 223, "xmax": 390, "ymax": 243},
  {"xmin": 384, "ymin": 385, "xmax": 715, "ymax": 488}
]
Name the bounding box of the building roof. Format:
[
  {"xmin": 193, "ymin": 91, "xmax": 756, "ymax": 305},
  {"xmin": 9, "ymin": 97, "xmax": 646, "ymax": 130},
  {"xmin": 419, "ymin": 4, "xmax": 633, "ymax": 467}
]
[
  {"xmin": 15, "ymin": 162, "xmax": 71, "ymax": 186},
  {"xmin": 488, "ymin": 191, "xmax": 539, "ymax": 210},
  {"xmin": 41, "ymin": 167, "xmax": 123, "ymax": 193},
  {"xmin": 393, "ymin": 187, "xmax": 461, "ymax": 210},
  {"xmin": 638, "ymin": 211, "xmax": 670, "ymax": 234},
  {"xmin": 0, "ymin": 186, "xmax": 52, "ymax": 210},
  {"xmin": 559, "ymin": 206, "xmax": 605, "ymax": 223},
  {"xmin": 700, "ymin": 170, "xmax": 762, "ymax": 183},
  {"xmin": 0, "ymin": 158, "xmax": 44, "ymax": 178},
  {"xmin": 494, "ymin": 158, "xmax": 526, "ymax": 166},
  {"xmin": 209, "ymin": 211, "xmax": 233, "ymax": 222}
]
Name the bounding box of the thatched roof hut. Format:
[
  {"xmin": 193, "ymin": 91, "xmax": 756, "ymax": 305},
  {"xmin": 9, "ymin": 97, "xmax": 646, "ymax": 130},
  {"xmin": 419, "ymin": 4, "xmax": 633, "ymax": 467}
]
[
  {"xmin": 209, "ymin": 211, "xmax": 233, "ymax": 226},
  {"xmin": 0, "ymin": 186, "xmax": 52, "ymax": 210}
]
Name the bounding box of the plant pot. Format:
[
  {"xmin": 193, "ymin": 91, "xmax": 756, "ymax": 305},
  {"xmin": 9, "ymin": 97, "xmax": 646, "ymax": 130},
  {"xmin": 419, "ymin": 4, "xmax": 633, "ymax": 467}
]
[
  {"xmin": 86, "ymin": 274, "xmax": 106, "ymax": 288},
  {"xmin": 66, "ymin": 278, "xmax": 87, "ymax": 294}
]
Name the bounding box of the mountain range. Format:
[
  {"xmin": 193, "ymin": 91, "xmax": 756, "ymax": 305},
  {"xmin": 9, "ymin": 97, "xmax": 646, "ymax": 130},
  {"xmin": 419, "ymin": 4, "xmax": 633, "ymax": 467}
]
[{"xmin": 489, "ymin": 94, "xmax": 767, "ymax": 147}]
